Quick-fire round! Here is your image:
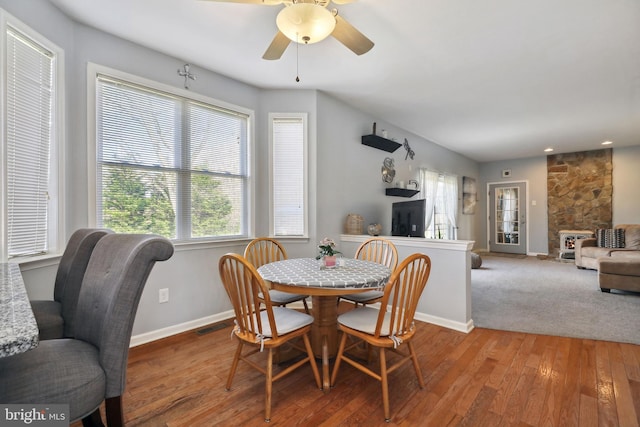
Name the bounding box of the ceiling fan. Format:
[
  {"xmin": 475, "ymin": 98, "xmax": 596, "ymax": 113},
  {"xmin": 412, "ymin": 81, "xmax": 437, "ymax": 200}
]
[{"xmin": 201, "ymin": 0, "xmax": 374, "ymax": 60}]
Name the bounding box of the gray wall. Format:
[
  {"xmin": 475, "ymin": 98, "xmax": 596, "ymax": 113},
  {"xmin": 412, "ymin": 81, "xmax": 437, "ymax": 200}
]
[
  {"xmin": 256, "ymin": 89, "xmax": 319, "ymax": 260},
  {"xmin": 4, "ymin": 0, "xmax": 482, "ymax": 339},
  {"xmin": 478, "ymin": 157, "xmax": 548, "ymax": 254},
  {"xmin": 316, "ymin": 92, "xmax": 480, "ymax": 242},
  {"xmin": 612, "ymin": 145, "xmax": 640, "ymax": 225},
  {"xmin": 478, "ymin": 145, "xmax": 640, "ymax": 255},
  {"xmin": 1, "ymin": 0, "xmax": 251, "ymax": 334}
]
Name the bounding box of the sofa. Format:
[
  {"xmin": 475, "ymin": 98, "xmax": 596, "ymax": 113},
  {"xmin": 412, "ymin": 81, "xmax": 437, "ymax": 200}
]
[{"xmin": 574, "ymin": 224, "xmax": 640, "ymax": 293}]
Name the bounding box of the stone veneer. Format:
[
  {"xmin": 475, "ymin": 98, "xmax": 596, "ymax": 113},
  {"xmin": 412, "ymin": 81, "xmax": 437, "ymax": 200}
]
[{"xmin": 547, "ymin": 149, "xmax": 612, "ymax": 256}]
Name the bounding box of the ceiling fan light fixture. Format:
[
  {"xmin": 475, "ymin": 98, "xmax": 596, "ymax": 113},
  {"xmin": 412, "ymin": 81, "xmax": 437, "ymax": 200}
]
[{"xmin": 276, "ymin": 3, "xmax": 336, "ymax": 44}]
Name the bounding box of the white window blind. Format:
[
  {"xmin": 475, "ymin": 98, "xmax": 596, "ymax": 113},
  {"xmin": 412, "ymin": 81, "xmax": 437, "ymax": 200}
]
[
  {"xmin": 5, "ymin": 27, "xmax": 54, "ymax": 257},
  {"xmin": 95, "ymin": 74, "xmax": 249, "ymax": 241},
  {"xmin": 271, "ymin": 115, "xmax": 306, "ymax": 237}
]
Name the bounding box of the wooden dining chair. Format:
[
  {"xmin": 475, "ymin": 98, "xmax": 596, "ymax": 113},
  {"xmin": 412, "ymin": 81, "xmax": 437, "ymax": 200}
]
[
  {"xmin": 219, "ymin": 253, "xmax": 321, "ymax": 422},
  {"xmin": 244, "ymin": 237, "xmax": 310, "ymax": 314},
  {"xmin": 338, "ymin": 237, "xmax": 399, "ymax": 308},
  {"xmin": 330, "ymin": 253, "xmax": 432, "ymax": 422}
]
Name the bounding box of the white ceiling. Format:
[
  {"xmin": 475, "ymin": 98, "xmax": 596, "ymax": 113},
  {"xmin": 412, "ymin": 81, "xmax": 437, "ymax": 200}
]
[{"xmin": 49, "ymin": 0, "xmax": 640, "ymax": 162}]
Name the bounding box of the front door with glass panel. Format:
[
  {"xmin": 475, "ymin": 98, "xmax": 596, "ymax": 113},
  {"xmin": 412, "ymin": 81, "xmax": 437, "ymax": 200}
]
[{"xmin": 489, "ymin": 182, "xmax": 527, "ymax": 254}]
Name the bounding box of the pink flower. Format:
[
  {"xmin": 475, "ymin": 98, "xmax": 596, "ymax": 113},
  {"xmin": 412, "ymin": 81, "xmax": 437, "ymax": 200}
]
[
  {"xmin": 317, "ymin": 237, "xmax": 341, "ymax": 259},
  {"xmin": 320, "ymin": 237, "xmax": 335, "ymax": 247}
]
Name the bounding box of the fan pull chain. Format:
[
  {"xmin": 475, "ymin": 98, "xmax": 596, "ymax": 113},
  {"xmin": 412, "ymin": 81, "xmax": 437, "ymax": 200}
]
[{"xmin": 296, "ymin": 33, "xmax": 300, "ymax": 83}]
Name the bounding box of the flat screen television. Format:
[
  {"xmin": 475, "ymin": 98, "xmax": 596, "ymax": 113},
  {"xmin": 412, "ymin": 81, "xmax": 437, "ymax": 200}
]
[{"xmin": 391, "ymin": 199, "xmax": 426, "ymax": 237}]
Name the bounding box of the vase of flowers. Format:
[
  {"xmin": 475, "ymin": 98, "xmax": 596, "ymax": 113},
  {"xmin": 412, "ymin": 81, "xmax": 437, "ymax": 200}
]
[{"xmin": 317, "ymin": 237, "xmax": 341, "ymax": 269}]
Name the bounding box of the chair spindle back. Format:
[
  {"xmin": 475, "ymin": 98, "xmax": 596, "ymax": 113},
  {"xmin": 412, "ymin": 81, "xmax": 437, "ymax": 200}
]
[
  {"xmin": 244, "ymin": 237, "xmax": 288, "ymax": 268},
  {"xmin": 355, "ymin": 237, "xmax": 399, "ymax": 272},
  {"xmin": 219, "ymin": 253, "xmax": 279, "ymax": 340},
  {"xmin": 376, "ymin": 253, "xmax": 431, "ymax": 338}
]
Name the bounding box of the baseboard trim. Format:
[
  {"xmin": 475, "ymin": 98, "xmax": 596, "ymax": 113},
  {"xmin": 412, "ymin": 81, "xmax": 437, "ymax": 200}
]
[
  {"xmin": 130, "ymin": 310, "xmax": 235, "ymax": 347},
  {"xmin": 414, "ymin": 312, "xmax": 474, "ymax": 334},
  {"xmin": 527, "ymin": 251, "xmax": 549, "ymax": 257},
  {"xmin": 130, "ymin": 303, "xmax": 474, "ymax": 347}
]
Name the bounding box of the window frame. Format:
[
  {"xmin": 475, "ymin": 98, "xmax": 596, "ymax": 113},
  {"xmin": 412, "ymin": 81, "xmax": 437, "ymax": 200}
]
[
  {"xmin": 0, "ymin": 10, "xmax": 65, "ymax": 261},
  {"xmin": 268, "ymin": 112, "xmax": 308, "ymax": 239},
  {"xmin": 87, "ymin": 63, "xmax": 255, "ymax": 244}
]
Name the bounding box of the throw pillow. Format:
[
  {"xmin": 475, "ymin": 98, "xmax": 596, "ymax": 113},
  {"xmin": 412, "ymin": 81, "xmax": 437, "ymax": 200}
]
[
  {"xmin": 596, "ymin": 228, "xmax": 625, "ymax": 248},
  {"xmin": 612, "ymin": 228, "xmax": 625, "ymax": 248},
  {"xmin": 596, "ymin": 228, "xmax": 607, "ymax": 247}
]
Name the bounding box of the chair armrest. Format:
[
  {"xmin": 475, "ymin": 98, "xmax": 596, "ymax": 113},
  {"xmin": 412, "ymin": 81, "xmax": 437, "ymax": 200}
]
[
  {"xmin": 575, "ymin": 237, "xmax": 596, "ymax": 250},
  {"xmin": 574, "ymin": 237, "xmax": 596, "ymax": 268}
]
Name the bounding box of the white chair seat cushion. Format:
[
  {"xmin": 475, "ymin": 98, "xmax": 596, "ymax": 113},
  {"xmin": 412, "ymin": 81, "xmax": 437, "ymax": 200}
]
[
  {"xmin": 337, "ymin": 306, "xmax": 391, "ymax": 336},
  {"xmin": 260, "ymin": 307, "xmax": 314, "ymax": 337},
  {"xmin": 342, "ymin": 290, "xmax": 383, "ymax": 303},
  {"xmin": 265, "ymin": 289, "xmax": 308, "ymax": 305}
]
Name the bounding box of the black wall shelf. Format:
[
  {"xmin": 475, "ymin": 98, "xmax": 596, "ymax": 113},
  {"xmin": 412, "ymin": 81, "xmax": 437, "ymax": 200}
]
[
  {"xmin": 385, "ymin": 188, "xmax": 420, "ymax": 197},
  {"xmin": 361, "ymin": 134, "xmax": 401, "ymax": 153}
]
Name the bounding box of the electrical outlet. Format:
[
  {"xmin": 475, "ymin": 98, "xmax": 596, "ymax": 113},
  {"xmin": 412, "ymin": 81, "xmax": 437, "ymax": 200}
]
[{"xmin": 159, "ymin": 288, "xmax": 169, "ymax": 303}]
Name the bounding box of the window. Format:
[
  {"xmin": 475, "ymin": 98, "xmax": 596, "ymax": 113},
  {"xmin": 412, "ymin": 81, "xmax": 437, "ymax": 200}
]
[
  {"xmin": 269, "ymin": 113, "xmax": 307, "ymax": 237},
  {"xmin": 419, "ymin": 170, "xmax": 458, "ymax": 240},
  {"xmin": 89, "ymin": 65, "xmax": 252, "ymax": 242},
  {"xmin": 427, "ymin": 178, "xmax": 450, "ymax": 239},
  {"xmin": 1, "ymin": 12, "xmax": 63, "ymax": 260}
]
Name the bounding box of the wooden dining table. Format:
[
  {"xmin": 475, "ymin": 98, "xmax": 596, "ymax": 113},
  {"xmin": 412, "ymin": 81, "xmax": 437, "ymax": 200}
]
[
  {"xmin": 0, "ymin": 263, "xmax": 39, "ymax": 358},
  {"xmin": 257, "ymin": 257, "xmax": 391, "ymax": 390}
]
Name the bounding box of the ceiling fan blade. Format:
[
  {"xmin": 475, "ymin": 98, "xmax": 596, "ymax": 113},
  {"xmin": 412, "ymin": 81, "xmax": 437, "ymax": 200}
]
[
  {"xmin": 331, "ymin": 14, "xmax": 374, "ymax": 56},
  {"xmin": 263, "ymin": 31, "xmax": 291, "ymax": 60},
  {"xmin": 199, "ymin": 0, "xmax": 284, "ymax": 5}
]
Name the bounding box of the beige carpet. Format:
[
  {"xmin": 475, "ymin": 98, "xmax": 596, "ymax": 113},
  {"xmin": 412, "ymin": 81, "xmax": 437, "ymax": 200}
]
[{"xmin": 471, "ymin": 255, "xmax": 640, "ymax": 345}]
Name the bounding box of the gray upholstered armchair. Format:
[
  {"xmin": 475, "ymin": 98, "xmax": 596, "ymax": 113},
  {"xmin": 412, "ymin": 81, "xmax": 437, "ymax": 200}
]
[
  {"xmin": 30, "ymin": 228, "xmax": 112, "ymax": 340},
  {"xmin": 0, "ymin": 233, "xmax": 174, "ymax": 426}
]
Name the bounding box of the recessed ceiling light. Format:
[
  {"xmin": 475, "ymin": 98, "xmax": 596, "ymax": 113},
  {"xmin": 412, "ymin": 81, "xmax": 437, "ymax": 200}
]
[
  {"xmin": 544, "ymin": 148, "xmax": 554, "ymax": 152},
  {"xmin": 602, "ymin": 140, "xmax": 613, "ymax": 145}
]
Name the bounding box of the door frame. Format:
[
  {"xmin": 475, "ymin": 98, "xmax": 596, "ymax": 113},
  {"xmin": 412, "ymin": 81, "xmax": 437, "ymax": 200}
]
[{"xmin": 486, "ymin": 180, "xmax": 530, "ymax": 255}]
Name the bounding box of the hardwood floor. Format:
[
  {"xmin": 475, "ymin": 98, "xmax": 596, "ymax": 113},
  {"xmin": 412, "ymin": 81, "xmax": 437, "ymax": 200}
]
[{"xmin": 76, "ymin": 306, "xmax": 640, "ymax": 426}]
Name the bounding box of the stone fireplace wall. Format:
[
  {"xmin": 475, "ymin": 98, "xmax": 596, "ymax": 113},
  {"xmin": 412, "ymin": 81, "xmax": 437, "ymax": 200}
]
[{"xmin": 547, "ymin": 149, "xmax": 613, "ymax": 256}]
